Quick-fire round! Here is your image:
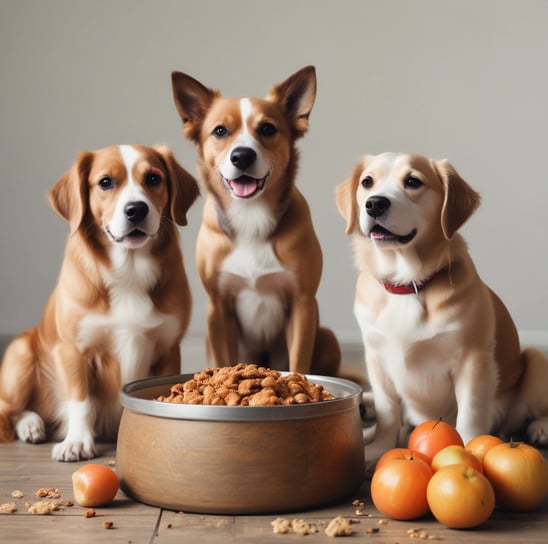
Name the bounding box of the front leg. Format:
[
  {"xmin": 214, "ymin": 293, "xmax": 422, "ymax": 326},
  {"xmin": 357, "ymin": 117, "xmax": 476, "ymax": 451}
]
[
  {"xmin": 196, "ymin": 214, "xmax": 238, "ymax": 368},
  {"xmin": 454, "ymin": 350, "xmax": 498, "ymax": 444},
  {"xmin": 363, "ymin": 351, "xmax": 402, "ymax": 475},
  {"xmin": 206, "ymin": 298, "xmax": 239, "ymax": 367},
  {"xmin": 285, "ymin": 295, "xmax": 318, "ymax": 374},
  {"xmin": 152, "ymin": 342, "xmax": 182, "ymax": 376},
  {"xmin": 50, "ymin": 343, "xmax": 96, "ymax": 462}
]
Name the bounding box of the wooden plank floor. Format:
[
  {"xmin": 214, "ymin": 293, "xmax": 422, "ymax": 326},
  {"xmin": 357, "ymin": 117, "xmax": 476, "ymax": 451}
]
[
  {"xmin": 1, "ymin": 426, "xmax": 547, "ymax": 542},
  {"xmin": 0, "ymin": 343, "xmax": 547, "ymax": 543}
]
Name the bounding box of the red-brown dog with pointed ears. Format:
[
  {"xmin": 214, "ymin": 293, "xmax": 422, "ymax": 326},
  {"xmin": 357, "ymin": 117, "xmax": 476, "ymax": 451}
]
[
  {"xmin": 171, "ymin": 65, "xmax": 340, "ymax": 375},
  {"xmin": 336, "ymin": 152, "xmax": 548, "ymax": 473},
  {"xmin": 0, "ymin": 144, "xmax": 199, "ymax": 461}
]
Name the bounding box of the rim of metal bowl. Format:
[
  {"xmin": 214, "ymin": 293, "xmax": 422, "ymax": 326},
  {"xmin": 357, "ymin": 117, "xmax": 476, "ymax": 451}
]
[{"xmin": 120, "ymin": 373, "xmax": 363, "ymax": 422}]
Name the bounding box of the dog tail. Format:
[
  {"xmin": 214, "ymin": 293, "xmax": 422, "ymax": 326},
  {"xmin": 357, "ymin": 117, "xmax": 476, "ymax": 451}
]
[
  {"xmin": 499, "ymin": 347, "xmax": 548, "ymax": 445},
  {"xmin": 520, "ymin": 348, "xmax": 548, "ymax": 442},
  {"xmin": 0, "ymin": 329, "xmax": 38, "ymax": 442}
]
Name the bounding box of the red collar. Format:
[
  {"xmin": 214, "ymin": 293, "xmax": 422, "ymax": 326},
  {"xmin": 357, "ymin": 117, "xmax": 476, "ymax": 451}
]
[
  {"xmin": 381, "ymin": 266, "xmax": 449, "ymax": 295},
  {"xmin": 381, "ymin": 279, "xmax": 426, "ymax": 295}
]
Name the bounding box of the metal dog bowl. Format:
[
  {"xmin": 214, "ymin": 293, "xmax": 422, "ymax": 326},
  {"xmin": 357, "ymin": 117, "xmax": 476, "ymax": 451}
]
[{"xmin": 116, "ymin": 372, "xmax": 365, "ymax": 514}]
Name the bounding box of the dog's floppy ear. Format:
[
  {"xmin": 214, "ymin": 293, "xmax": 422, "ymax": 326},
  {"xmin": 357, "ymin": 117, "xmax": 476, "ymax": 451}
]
[
  {"xmin": 171, "ymin": 71, "xmax": 218, "ymax": 143},
  {"xmin": 155, "ymin": 145, "xmax": 200, "ymax": 227},
  {"xmin": 434, "ymin": 159, "xmax": 481, "ymax": 239},
  {"xmin": 335, "ymin": 161, "xmax": 364, "ymax": 235},
  {"xmin": 48, "ymin": 151, "xmax": 93, "ymax": 235},
  {"xmin": 267, "ymin": 65, "xmax": 317, "ymax": 138}
]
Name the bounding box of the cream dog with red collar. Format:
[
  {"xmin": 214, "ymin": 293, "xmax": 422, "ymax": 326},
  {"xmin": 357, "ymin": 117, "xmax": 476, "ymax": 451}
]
[
  {"xmin": 171, "ymin": 65, "xmax": 340, "ymax": 375},
  {"xmin": 336, "ymin": 152, "xmax": 548, "ymax": 472},
  {"xmin": 0, "ymin": 144, "xmax": 199, "ymax": 461}
]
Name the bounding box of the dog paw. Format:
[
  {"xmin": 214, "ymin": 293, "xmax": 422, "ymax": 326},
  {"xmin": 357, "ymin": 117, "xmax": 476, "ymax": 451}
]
[
  {"xmin": 14, "ymin": 411, "xmax": 46, "ymax": 443},
  {"xmin": 51, "ymin": 437, "xmax": 97, "ymax": 462},
  {"xmin": 527, "ymin": 419, "xmax": 548, "ymax": 447}
]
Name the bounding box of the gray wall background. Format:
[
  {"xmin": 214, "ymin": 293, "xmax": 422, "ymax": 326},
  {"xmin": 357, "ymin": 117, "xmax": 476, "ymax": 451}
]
[{"xmin": 1, "ymin": 0, "xmax": 547, "ymax": 367}]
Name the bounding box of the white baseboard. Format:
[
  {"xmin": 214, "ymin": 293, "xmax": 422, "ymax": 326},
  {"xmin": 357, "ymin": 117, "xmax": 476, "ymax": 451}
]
[
  {"xmin": 2, "ymin": 329, "xmax": 547, "ymax": 370},
  {"xmin": 180, "ymin": 329, "xmax": 548, "ymax": 366},
  {"xmin": 336, "ymin": 329, "xmax": 548, "ymax": 350}
]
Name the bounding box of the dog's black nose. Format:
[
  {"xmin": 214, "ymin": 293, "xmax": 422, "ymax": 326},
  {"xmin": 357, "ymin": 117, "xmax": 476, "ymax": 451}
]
[
  {"xmin": 230, "ymin": 147, "xmax": 256, "ymax": 171},
  {"xmin": 366, "ymin": 196, "xmax": 391, "ymax": 218},
  {"xmin": 124, "ymin": 201, "xmax": 149, "ymax": 224}
]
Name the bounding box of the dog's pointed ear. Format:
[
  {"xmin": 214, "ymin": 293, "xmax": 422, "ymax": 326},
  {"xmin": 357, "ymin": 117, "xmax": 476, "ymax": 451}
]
[
  {"xmin": 336, "ymin": 161, "xmax": 364, "ymax": 235},
  {"xmin": 171, "ymin": 71, "xmax": 218, "ymax": 143},
  {"xmin": 155, "ymin": 145, "xmax": 200, "ymax": 227},
  {"xmin": 434, "ymin": 159, "xmax": 481, "ymax": 239},
  {"xmin": 267, "ymin": 65, "xmax": 317, "ymax": 138},
  {"xmin": 48, "ymin": 151, "xmax": 93, "ymax": 235}
]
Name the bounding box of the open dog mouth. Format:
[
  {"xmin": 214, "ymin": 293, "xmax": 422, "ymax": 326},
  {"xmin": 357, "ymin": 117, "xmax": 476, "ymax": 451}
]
[
  {"xmin": 369, "ymin": 225, "xmax": 417, "ymax": 245},
  {"xmin": 126, "ymin": 229, "xmax": 148, "ymax": 240},
  {"xmin": 106, "ymin": 226, "xmax": 150, "ymax": 246},
  {"xmin": 223, "ymin": 174, "xmax": 269, "ymax": 199}
]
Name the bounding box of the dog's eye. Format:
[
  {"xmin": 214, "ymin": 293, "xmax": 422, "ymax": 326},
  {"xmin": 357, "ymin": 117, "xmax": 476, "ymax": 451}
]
[
  {"xmin": 405, "ymin": 176, "xmax": 423, "ymax": 189},
  {"xmin": 257, "ymin": 122, "xmax": 277, "ymax": 137},
  {"xmin": 145, "ymin": 172, "xmax": 162, "ymax": 187},
  {"xmin": 98, "ymin": 177, "xmax": 115, "ymax": 190},
  {"xmin": 361, "ymin": 176, "xmax": 373, "ymax": 189},
  {"xmin": 213, "ymin": 125, "xmax": 228, "ymax": 138}
]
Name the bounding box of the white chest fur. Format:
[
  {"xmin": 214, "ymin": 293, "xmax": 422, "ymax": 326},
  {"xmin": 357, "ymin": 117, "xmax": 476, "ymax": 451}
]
[
  {"xmin": 220, "ymin": 200, "xmax": 293, "ymax": 347},
  {"xmin": 355, "ymin": 293, "xmax": 462, "ymax": 423},
  {"xmin": 78, "ymin": 246, "xmax": 180, "ymax": 384}
]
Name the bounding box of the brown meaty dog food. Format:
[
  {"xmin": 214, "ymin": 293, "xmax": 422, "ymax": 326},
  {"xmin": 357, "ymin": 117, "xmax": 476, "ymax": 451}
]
[{"xmin": 156, "ymin": 364, "xmax": 335, "ymax": 406}]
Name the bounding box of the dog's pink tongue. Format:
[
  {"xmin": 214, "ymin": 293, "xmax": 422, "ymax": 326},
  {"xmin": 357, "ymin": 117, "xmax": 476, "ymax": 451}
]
[{"xmin": 231, "ymin": 178, "xmax": 258, "ymax": 198}]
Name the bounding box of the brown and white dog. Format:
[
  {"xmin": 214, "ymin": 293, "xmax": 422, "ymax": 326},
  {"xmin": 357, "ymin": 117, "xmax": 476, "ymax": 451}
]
[
  {"xmin": 171, "ymin": 65, "xmax": 340, "ymax": 375},
  {"xmin": 336, "ymin": 152, "xmax": 548, "ymax": 472},
  {"xmin": 0, "ymin": 144, "xmax": 199, "ymax": 461}
]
